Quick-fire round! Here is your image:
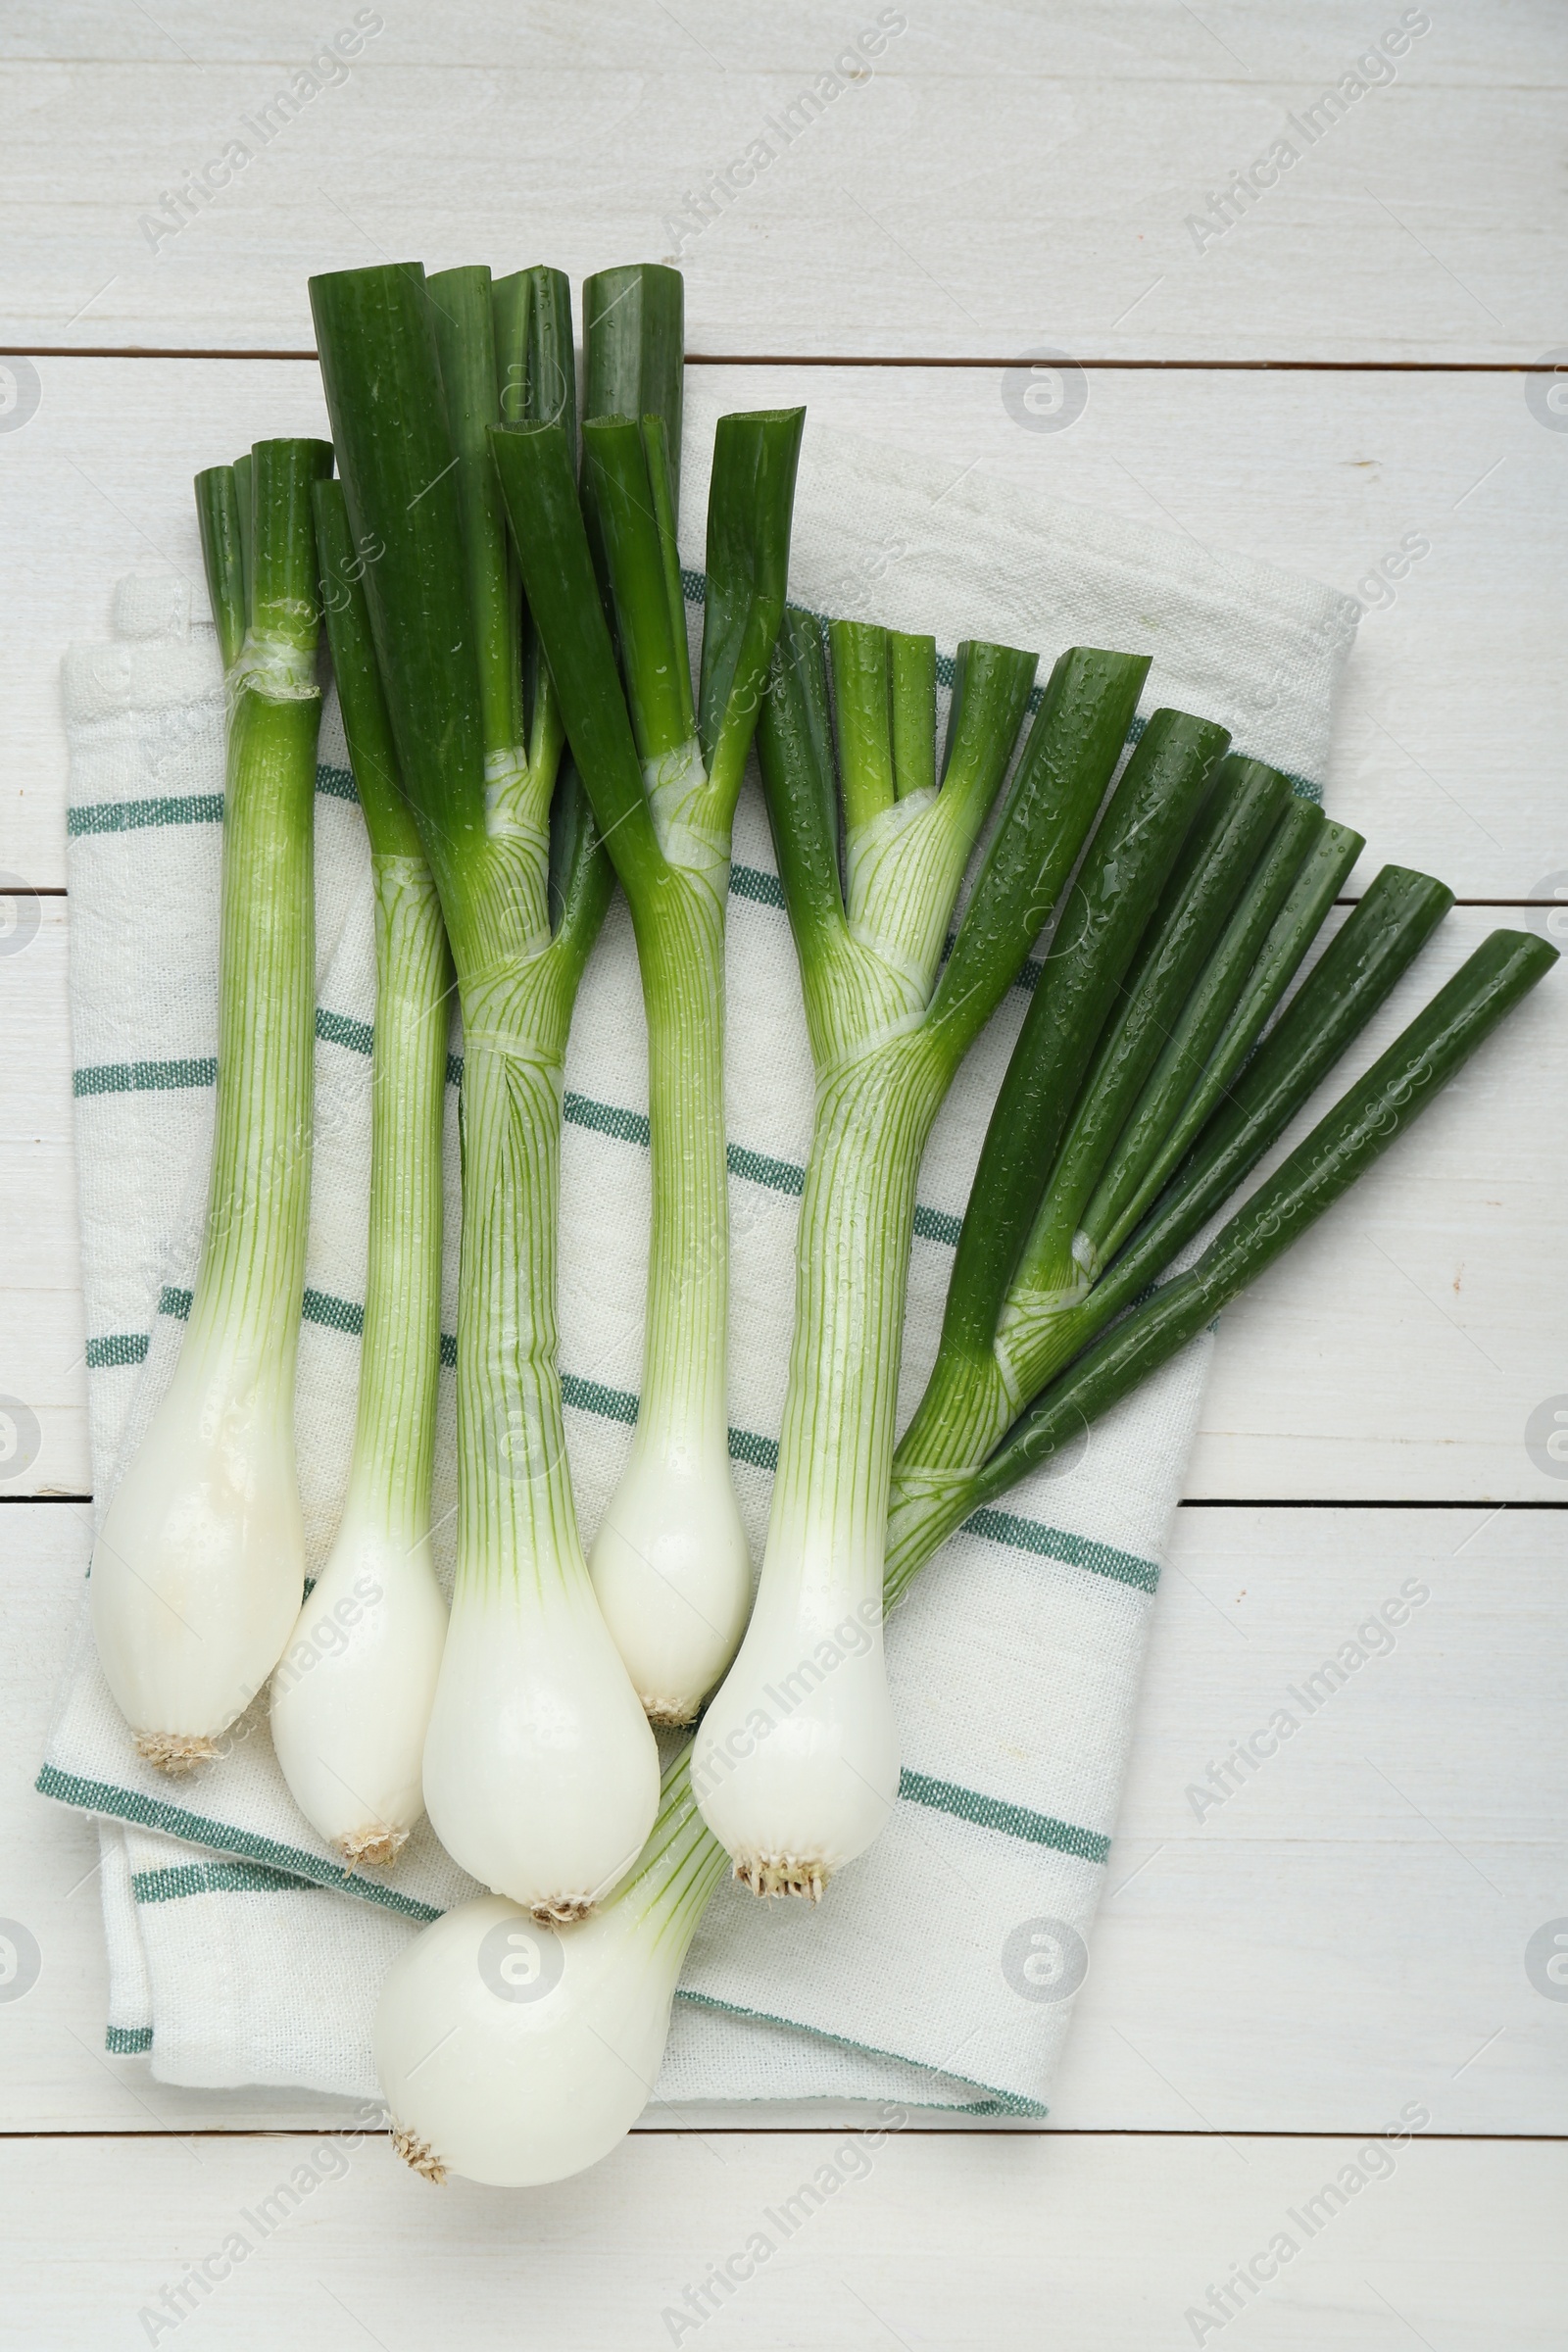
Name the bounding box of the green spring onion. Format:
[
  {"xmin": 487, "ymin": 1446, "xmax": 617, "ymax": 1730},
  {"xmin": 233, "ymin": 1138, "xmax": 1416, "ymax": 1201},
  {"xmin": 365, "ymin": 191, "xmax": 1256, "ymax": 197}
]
[
  {"xmin": 689, "ymin": 609, "xmax": 1152, "ymax": 1896},
  {"xmin": 90, "ymin": 438, "xmax": 334, "ymax": 1772},
  {"xmin": 268, "ymin": 479, "xmax": 453, "ymax": 1870},
  {"xmin": 888, "ymin": 762, "xmax": 1363, "ymax": 1549},
  {"xmin": 972, "ymin": 927, "xmax": 1559, "ymax": 1511},
  {"xmin": 311, "ymin": 260, "xmax": 657, "ymax": 1924},
  {"xmin": 488, "ymin": 326, "xmax": 805, "ymax": 1729}
]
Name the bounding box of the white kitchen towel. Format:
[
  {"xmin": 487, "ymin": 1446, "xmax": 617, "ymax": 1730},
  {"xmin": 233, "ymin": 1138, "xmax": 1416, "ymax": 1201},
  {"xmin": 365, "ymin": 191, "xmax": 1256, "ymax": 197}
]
[{"xmin": 43, "ymin": 415, "xmax": 1357, "ymax": 2115}]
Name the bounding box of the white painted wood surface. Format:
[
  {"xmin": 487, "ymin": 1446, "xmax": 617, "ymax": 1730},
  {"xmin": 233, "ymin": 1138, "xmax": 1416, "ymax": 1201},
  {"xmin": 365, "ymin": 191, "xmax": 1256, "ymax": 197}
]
[
  {"xmin": 8, "ymin": 2127, "xmax": 1566, "ymax": 2351},
  {"xmin": 2, "ymin": 2, "xmax": 1564, "ymax": 363},
  {"xmin": 1, "ymin": 4, "xmax": 1562, "ymax": 2340}
]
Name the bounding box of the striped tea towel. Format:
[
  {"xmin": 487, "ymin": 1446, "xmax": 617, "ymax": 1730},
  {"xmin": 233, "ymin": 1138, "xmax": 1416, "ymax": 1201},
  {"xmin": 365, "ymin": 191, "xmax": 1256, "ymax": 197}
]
[{"xmin": 43, "ymin": 411, "xmax": 1358, "ymax": 2115}]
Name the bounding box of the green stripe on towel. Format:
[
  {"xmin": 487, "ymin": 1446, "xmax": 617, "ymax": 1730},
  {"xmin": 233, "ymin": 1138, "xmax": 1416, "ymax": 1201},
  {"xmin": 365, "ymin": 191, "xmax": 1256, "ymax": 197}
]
[
  {"xmin": 564, "ymin": 1092, "xmax": 651, "ymax": 1150},
  {"xmin": 133, "ymin": 1857, "xmax": 320, "ymax": 1902},
  {"xmin": 673, "ymin": 1987, "xmax": 1049, "ymax": 2118},
  {"xmin": 316, "ymin": 1005, "xmax": 375, "ymax": 1058},
  {"xmin": 560, "ymin": 1370, "xmax": 640, "ymax": 1427},
  {"xmin": 74, "ymin": 1056, "xmax": 217, "ymax": 1098},
  {"xmin": 158, "ymin": 1284, "xmax": 369, "ymax": 1344},
  {"xmin": 912, "ymin": 1202, "xmax": 963, "ymax": 1248},
  {"xmin": 899, "ymin": 1768, "xmax": 1110, "ymax": 1865},
  {"xmin": 85, "ymin": 1333, "xmax": 150, "ymax": 1369},
  {"xmin": 69, "ymin": 793, "xmax": 225, "ymax": 837},
  {"xmin": 959, "ymin": 1508, "xmax": 1160, "ymax": 1593},
  {"xmin": 726, "ymin": 1141, "xmax": 805, "ymax": 1198},
  {"xmin": 77, "ymin": 1008, "xmax": 380, "ymax": 1097},
  {"xmin": 726, "ymin": 1425, "xmax": 779, "ymax": 1474},
  {"xmin": 729, "ymin": 862, "xmax": 787, "ymax": 910},
  {"xmin": 302, "ymin": 1289, "xmax": 364, "ymax": 1339},
  {"xmin": 32, "ymin": 1764, "xmax": 443, "ymax": 1923},
  {"xmin": 106, "ymin": 2024, "xmax": 154, "ymax": 2055}
]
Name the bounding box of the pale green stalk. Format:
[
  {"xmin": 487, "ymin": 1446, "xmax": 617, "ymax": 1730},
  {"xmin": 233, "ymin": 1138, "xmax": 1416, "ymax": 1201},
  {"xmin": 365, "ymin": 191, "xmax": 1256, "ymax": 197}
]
[{"xmin": 89, "ymin": 439, "xmax": 334, "ymax": 1768}]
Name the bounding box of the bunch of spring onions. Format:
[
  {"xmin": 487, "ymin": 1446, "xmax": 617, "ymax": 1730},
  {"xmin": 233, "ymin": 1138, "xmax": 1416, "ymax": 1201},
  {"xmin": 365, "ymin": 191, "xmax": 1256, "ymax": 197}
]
[
  {"xmin": 373, "ymin": 594, "xmax": 1553, "ymax": 2193},
  {"xmin": 310, "ymin": 260, "xmax": 657, "ymax": 1922},
  {"xmin": 84, "ymin": 255, "xmax": 1556, "ymax": 2193},
  {"xmin": 376, "ymin": 756, "xmax": 1552, "ymax": 2181},
  {"xmin": 311, "ymin": 257, "xmax": 805, "ymax": 1921}
]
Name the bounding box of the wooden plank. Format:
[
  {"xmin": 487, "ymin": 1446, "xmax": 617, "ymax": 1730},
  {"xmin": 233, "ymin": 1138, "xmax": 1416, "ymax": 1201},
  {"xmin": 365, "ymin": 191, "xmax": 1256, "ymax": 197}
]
[
  {"xmin": 7, "ymin": 361, "xmax": 1564, "ymax": 899},
  {"xmin": 1187, "ymin": 902, "xmax": 1565, "ymax": 1500},
  {"xmin": 4, "ymin": 2125, "xmax": 1565, "ymax": 2349},
  {"xmin": 1, "ymin": 4, "xmax": 1564, "ymax": 362},
  {"xmin": 7, "ymin": 1502, "xmax": 1564, "ymax": 2132},
  {"xmin": 10, "ymin": 895, "xmax": 1562, "ymax": 1503},
  {"xmin": 1051, "ymin": 1500, "xmax": 1568, "ymax": 2134}
]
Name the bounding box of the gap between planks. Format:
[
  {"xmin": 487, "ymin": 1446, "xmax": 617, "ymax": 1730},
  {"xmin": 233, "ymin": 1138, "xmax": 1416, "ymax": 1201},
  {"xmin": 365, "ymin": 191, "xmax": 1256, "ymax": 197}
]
[
  {"xmin": 8, "ymin": 1494, "xmax": 1563, "ymax": 1510},
  {"xmin": 2, "ymin": 2126, "xmax": 1563, "ymax": 2142},
  {"xmin": 6, "ymin": 350, "xmax": 1562, "ymax": 371}
]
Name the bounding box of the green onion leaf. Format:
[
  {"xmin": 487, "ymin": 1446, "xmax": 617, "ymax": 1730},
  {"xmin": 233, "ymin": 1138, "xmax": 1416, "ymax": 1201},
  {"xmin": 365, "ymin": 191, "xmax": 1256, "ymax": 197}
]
[{"xmin": 976, "ymin": 928, "xmax": 1559, "ymax": 1504}]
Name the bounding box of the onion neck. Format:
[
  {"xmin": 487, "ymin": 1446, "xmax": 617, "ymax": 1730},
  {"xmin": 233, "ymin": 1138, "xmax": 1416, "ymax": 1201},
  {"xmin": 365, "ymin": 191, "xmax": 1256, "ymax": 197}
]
[
  {"xmin": 885, "ymin": 1287, "xmax": 1104, "ymax": 1610},
  {"xmin": 616, "ymin": 1746, "xmax": 731, "ymax": 1956},
  {"xmin": 629, "ymin": 870, "xmax": 732, "ymax": 1475},
  {"xmin": 761, "ymin": 1035, "xmax": 947, "ymax": 1616},
  {"xmin": 451, "ymin": 944, "xmax": 586, "ymax": 1599},
  {"xmin": 341, "ymin": 855, "xmax": 450, "ymax": 1545},
  {"xmin": 881, "ymin": 1465, "xmax": 984, "ymax": 1612},
  {"xmin": 182, "ymin": 678, "xmax": 317, "ymax": 1413}
]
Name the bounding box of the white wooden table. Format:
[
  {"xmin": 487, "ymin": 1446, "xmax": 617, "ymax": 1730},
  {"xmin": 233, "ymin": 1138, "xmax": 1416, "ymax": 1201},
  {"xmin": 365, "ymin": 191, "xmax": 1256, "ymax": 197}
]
[{"xmin": 4, "ymin": 6, "xmax": 1566, "ymax": 2343}]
